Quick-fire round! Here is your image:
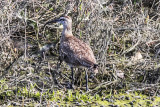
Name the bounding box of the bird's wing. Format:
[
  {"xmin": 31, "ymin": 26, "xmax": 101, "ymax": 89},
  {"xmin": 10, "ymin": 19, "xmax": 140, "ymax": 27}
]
[{"xmin": 61, "ymin": 36, "xmax": 96, "ymax": 67}]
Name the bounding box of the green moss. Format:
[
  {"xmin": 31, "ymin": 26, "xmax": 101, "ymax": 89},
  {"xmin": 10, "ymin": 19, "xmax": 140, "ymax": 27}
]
[
  {"xmin": 94, "ymin": 94, "xmax": 100, "ymax": 101},
  {"xmin": 34, "ymin": 91, "xmax": 40, "ymax": 99},
  {"xmin": 97, "ymin": 101, "xmax": 110, "ymax": 105},
  {"xmin": 49, "ymin": 7, "xmax": 54, "ymax": 11},
  {"xmin": 66, "ymin": 90, "xmax": 74, "ymax": 101},
  {"xmin": 0, "ymin": 82, "xmax": 160, "ymax": 106}
]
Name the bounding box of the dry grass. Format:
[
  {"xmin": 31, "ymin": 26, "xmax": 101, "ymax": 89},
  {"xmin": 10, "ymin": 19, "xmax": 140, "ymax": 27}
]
[{"xmin": 0, "ymin": 0, "xmax": 160, "ymax": 106}]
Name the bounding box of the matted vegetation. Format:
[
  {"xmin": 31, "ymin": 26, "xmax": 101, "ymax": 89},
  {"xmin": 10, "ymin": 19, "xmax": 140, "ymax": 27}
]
[{"xmin": 0, "ymin": 0, "xmax": 160, "ymax": 106}]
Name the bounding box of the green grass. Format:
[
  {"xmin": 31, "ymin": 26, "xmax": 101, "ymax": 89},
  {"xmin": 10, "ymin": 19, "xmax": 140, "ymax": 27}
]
[{"xmin": 0, "ymin": 79, "xmax": 160, "ymax": 106}]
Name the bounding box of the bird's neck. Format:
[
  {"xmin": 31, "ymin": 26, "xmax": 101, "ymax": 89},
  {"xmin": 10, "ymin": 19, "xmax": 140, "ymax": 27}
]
[{"xmin": 62, "ymin": 24, "xmax": 73, "ymax": 38}]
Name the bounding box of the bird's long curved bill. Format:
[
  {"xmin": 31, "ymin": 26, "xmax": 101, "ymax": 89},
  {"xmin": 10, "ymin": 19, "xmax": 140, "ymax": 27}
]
[{"xmin": 44, "ymin": 18, "xmax": 60, "ymax": 27}]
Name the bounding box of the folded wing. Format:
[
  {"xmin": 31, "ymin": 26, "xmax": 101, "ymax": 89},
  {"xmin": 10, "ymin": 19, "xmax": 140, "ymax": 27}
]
[{"xmin": 60, "ymin": 36, "xmax": 96, "ymax": 68}]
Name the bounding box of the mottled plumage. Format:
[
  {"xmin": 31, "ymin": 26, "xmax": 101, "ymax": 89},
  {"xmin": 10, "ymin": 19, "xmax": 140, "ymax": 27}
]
[
  {"xmin": 60, "ymin": 36, "xmax": 97, "ymax": 68},
  {"xmin": 45, "ymin": 16, "xmax": 98, "ymax": 91}
]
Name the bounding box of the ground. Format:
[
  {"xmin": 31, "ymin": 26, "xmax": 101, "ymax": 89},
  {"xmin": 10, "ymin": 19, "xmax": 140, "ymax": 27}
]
[{"xmin": 0, "ymin": 0, "xmax": 160, "ymax": 106}]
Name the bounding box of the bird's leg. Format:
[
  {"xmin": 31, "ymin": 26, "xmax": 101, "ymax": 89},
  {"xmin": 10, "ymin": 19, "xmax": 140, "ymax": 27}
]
[
  {"xmin": 57, "ymin": 56, "xmax": 62, "ymax": 71},
  {"xmin": 55, "ymin": 56, "xmax": 63, "ymax": 78},
  {"xmin": 85, "ymin": 70, "xmax": 88, "ymax": 91},
  {"xmin": 51, "ymin": 56, "xmax": 63, "ymax": 88},
  {"xmin": 71, "ymin": 67, "xmax": 75, "ymax": 89}
]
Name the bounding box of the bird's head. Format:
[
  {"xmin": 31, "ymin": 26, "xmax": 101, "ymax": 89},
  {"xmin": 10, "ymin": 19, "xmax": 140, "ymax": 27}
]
[{"xmin": 45, "ymin": 16, "xmax": 72, "ymax": 27}]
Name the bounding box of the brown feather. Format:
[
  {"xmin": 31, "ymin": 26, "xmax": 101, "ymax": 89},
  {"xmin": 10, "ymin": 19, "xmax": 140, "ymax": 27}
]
[
  {"xmin": 60, "ymin": 35, "xmax": 96, "ymax": 68},
  {"xmin": 53, "ymin": 16, "xmax": 99, "ymax": 74},
  {"xmin": 45, "ymin": 16, "xmax": 98, "ymax": 91}
]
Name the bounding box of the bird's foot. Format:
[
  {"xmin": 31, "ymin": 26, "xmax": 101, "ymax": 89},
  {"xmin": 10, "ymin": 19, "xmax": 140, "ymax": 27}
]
[
  {"xmin": 70, "ymin": 84, "xmax": 75, "ymax": 90},
  {"xmin": 66, "ymin": 82, "xmax": 75, "ymax": 90}
]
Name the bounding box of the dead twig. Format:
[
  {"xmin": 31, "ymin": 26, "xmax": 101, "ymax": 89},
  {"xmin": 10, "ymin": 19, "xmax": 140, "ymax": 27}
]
[
  {"xmin": 85, "ymin": 80, "xmax": 118, "ymax": 94},
  {"xmin": 121, "ymin": 31, "xmax": 142, "ymax": 55}
]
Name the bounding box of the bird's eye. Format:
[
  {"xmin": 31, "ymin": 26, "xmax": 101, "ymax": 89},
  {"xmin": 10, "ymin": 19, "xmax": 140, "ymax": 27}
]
[{"xmin": 60, "ymin": 19, "xmax": 65, "ymax": 21}]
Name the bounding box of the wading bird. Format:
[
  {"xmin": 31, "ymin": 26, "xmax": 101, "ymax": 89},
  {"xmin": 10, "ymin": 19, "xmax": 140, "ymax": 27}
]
[{"xmin": 45, "ymin": 16, "xmax": 98, "ymax": 91}]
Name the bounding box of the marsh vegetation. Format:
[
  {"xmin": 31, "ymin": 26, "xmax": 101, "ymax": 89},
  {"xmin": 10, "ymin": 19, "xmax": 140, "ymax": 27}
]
[{"xmin": 0, "ymin": 0, "xmax": 160, "ymax": 106}]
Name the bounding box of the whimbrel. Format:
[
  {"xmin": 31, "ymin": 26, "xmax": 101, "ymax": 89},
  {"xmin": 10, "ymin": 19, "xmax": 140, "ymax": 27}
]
[{"xmin": 45, "ymin": 16, "xmax": 98, "ymax": 91}]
